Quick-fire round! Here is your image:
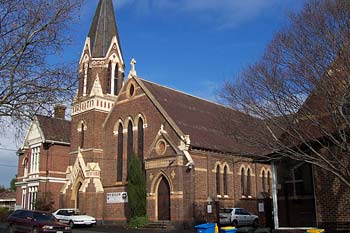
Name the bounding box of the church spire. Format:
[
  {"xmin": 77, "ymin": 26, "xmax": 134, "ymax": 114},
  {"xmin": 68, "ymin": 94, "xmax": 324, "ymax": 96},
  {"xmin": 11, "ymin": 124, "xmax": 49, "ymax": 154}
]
[{"xmin": 88, "ymin": 0, "xmax": 123, "ymax": 58}]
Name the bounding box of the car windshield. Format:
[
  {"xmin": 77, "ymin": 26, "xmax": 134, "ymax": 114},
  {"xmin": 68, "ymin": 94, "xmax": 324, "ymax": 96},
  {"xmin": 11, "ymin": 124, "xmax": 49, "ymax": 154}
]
[
  {"xmin": 66, "ymin": 210, "xmax": 81, "ymax": 216},
  {"xmin": 34, "ymin": 212, "xmax": 56, "ymax": 222}
]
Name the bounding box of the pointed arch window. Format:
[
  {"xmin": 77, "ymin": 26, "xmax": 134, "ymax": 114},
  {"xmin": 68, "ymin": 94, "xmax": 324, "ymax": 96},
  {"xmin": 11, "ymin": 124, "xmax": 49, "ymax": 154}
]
[
  {"xmin": 80, "ymin": 122, "xmax": 85, "ymax": 149},
  {"xmin": 216, "ymin": 165, "xmax": 221, "ymax": 195},
  {"xmin": 241, "ymin": 167, "xmax": 245, "ymax": 196},
  {"xmin": 137, "ymin": 118, "xmax": 144, "ymax": 166},
  {"xmin": 247, "ymin": 168, "xmax": 251, "ymax": 197},
  {"xmin": 262, "ymin": 170, "xmax": 266, "ymax": 192},
  {"xmin": 107, "ymin": 62, "xmax": 112, "ymax": 94},
  {"xmin": 117, "ymin": 123, "xmax": 123, "ymax": 182},
  {"xmin": 127, "ymin": 120, "xmax": 133, "ymax": 178},
  {"xmin": 267, "ymin": 171, "xmax": 271, "ymax": 195},
  {"xmin": 223, "ymin": 165, "xmax": 228, "ymax": 195},
  {"xmin": 114, "ymin": 63, "xmax": 119, "ymax": 95}
]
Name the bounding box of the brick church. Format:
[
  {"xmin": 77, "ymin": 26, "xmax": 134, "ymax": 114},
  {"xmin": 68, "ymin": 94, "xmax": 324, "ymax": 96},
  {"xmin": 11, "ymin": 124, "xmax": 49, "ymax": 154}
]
[{"xmin": 15, "ymin": 0, "xmax": 272, "ymax": 226}]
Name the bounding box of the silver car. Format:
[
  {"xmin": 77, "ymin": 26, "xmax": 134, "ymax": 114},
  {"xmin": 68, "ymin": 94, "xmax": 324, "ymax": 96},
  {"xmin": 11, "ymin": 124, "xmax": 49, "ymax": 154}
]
[{"xmin": 219, "ymin": 208, "xmax": 258, "ymax": 227}]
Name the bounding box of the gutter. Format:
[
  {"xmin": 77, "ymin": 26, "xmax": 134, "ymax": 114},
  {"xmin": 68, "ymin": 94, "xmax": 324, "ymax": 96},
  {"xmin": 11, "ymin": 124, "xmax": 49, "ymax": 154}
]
[{"xmin": 178, "ymin": 135, "xmax": 194, "ymax": 168}]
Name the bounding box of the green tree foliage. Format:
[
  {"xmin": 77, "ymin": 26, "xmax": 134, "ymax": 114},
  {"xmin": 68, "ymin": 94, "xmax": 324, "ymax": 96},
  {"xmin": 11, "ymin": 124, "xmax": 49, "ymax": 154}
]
[
  {"xmin": 34, "ymin": 192, "xmax": 54, "ymax": 211},
  {"xmin": 10, "ymin": 177, "xmax": 16, "ymax": 192},
  {"xmin": 128, "ymin": 153, "xmax": 147, "ymax": 219}
]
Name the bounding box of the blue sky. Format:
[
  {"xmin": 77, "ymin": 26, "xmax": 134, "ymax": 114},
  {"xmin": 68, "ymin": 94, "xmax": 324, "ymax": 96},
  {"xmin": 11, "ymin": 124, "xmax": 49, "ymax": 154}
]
[{"xmin": 0, "ymin": 0, "xmax": 305, "ymax": 187}]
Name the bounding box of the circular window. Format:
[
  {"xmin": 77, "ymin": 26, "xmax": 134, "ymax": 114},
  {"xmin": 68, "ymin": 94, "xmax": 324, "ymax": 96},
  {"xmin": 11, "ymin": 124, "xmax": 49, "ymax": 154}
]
[
  {"xmin": 129, "ymin": 84, "xmax": 135, "ymax": 97},
  {"xmin": 156, "ymin": 140, "xmax": 166, "ymax": 155}
]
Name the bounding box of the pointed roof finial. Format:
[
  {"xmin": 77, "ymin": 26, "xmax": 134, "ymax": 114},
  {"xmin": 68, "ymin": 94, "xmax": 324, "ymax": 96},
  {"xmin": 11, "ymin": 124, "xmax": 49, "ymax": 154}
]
[
  {"xmin": 88, "ymin": 0, "xmax": 122, "ymax": 58},
  {"xmin": 129, "ymin": 58, "xmax": 137, "ymax": 77}
]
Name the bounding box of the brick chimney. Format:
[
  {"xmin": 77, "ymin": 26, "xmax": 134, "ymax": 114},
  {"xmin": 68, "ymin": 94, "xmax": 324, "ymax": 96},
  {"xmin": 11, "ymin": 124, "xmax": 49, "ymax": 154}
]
[{"xmin": 54, "ymin": 105, "xmax": 66, "ymax": 119}]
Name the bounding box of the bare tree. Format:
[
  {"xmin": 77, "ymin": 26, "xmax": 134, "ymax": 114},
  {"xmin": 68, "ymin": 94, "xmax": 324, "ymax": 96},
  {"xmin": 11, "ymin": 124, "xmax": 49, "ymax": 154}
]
[
  {"xmin": 220, "ymin": 0, "xmax": 350, "ymax": 187},
  {"xmin": 0, "ymin": 0, "xmax": 82, "ymax": 131}
]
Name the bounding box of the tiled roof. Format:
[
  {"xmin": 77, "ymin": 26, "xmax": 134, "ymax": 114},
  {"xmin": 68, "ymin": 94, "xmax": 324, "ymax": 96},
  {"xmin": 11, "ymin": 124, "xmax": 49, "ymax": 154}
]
[
  {"xmin": 142, "ymin": 80, "xmax": 266, "ymax": 155},
  {"xmin": 36, "ymin": 115, "xmax": 71, "ymax": 144},
  {"xmin": 0, "ymin": 192, "xmax": 16, "ymax": 200}
]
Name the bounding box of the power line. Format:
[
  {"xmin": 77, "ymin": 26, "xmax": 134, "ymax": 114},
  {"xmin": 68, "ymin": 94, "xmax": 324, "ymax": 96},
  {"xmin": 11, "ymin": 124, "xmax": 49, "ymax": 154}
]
[
  {"xmin": 0, "ymin": 163, "xmax": 17, "ymax": 168},
  {"xmin": 0, "ymin": 147, "xmax": 17, "ymax": 152}
]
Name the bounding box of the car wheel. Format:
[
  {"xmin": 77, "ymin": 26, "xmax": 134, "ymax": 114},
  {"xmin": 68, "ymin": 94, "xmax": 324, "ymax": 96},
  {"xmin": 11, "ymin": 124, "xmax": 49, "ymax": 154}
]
[
  {"xmin": 231, "ymin": 220, "xmax": 238, "ymax": 227},
  {"xmin": 32, "ymin": 227, "xmax": 38, "ymax": 233},
  {"xmin": 69, "ymin": 221, "xmax": 74, "ymax": 228},
  {"xmin": 253, "ymin": 219, "xmax": 259, "ymax": 228}
]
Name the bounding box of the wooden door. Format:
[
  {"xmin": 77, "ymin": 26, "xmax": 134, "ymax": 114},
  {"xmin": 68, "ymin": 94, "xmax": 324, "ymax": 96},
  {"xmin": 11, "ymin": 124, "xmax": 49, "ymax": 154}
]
[{"xmin": 158, "ymin": 178, "xmax": 170, "ymax": 221}]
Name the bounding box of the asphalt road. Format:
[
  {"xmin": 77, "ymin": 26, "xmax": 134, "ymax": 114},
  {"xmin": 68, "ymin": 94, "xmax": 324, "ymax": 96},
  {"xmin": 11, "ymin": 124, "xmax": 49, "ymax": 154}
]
[{"xmin": 0, "ymin": 223, "xmax": 196, "ymax": 233}]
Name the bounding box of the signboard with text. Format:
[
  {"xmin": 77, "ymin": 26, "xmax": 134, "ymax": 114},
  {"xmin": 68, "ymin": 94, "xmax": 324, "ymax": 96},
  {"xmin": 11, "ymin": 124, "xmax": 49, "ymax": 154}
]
[{"xmin": 106, "ymin": 192, "xmax": 128, "ymax": 203}]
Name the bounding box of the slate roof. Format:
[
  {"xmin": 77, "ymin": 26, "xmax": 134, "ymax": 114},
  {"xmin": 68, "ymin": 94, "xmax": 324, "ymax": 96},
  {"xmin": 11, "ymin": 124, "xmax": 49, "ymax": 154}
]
[
  {"xmin": 141, "ymin": 80, "xmax": 267, "ymax": 155},
  {"xmin": 36, "ymin": 115, "xmax": 71, "ymax": 144},
  {"xmin": 88, "ymin": 0, "xmax": 122, "ymax": 58}
]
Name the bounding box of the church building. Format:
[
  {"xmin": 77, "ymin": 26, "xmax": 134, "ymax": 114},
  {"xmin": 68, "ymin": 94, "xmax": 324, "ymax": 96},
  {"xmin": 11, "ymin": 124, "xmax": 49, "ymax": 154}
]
[{"xmin": 16, "ymin": 0, "xmax": 271, "ymax": 227}]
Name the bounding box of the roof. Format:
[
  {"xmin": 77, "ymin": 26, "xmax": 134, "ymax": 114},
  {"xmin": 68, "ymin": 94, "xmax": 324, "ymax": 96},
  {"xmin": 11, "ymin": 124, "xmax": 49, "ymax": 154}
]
[
  {"xmin": 88, "ymin": 0, "xmax": 122, "ymax": 58},
  {"xmin": 0, "ymin": 192, "xmax": 16, "ymax": 200},
  {"xmin": 36, "ymin": 115, "xmax": 71, "ymax": 144},
  {"xmin": 141, "ymin": 80, "xmax": 266, "ymax": 155}
]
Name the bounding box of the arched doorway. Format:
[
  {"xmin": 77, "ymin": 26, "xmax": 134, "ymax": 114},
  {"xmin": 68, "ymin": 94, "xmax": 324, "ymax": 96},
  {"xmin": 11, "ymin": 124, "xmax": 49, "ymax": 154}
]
[
  {"xmin": 75, "ymin": 182, "xmax": 82, "ymax": 209},
  {"xmin": 157, "ymin": 177, "xmax": 170, "ymax": 221}
]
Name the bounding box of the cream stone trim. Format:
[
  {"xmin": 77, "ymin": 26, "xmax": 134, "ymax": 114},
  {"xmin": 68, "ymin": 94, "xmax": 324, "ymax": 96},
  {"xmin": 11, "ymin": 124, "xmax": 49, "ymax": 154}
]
[
  {"xmin": 79, "ymin": 38, "xmax": 91, "ymax": 64},
  {"xmin": 246, "ymin": 165, "xmax": 255, "ymax": 176},
  {"xmin": 260, "ymin": 167, "xmax": 267, "ymax": 178},
  {"xmin": 194, "ymin": 167, "xmax": 207, "ymax": 172},
  {"xmin": 145, "ymin": 157, "xmax": 184, "ymax": 170},
  {"xmin": 115, "ymin": 93, "xmax": 146, "ymax": 105},
  {"xmin": 113, "ymin": 119, "xmax": 124, "ymax": 135},
  {"xmin": 212, "ymin": 161, "xmax": 222, "ymax": 173},
  {"xmin": 222, "ymin": 162, "xmax": 233, "ymax": 175},
  {"xmin": 238, "ymin": 164, "xmax": 246, "ymax": 176}
]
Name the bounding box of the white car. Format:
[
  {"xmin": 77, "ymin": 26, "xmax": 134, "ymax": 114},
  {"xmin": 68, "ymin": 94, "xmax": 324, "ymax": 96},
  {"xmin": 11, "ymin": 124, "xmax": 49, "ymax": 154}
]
[
  {"xmin": 219, "ymin": 208, "xmax": 258, "ymax": 227},
  {"xmin": 52, "ymin": 208, "xmax": 96, "ymax": 228}
]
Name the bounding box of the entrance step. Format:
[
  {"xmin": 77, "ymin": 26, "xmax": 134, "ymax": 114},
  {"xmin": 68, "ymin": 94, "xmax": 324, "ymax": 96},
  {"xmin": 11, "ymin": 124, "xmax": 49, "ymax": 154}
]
[{"xmin": 143, "ymin": 222, "xmax": 176, "ymax": 231}]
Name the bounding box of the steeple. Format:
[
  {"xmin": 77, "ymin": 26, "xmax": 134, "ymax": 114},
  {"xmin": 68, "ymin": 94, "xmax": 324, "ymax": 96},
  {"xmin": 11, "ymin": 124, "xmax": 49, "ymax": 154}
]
[{"xmin": 88, "ymin": 0, "xmax": 123, "ymax": 58}]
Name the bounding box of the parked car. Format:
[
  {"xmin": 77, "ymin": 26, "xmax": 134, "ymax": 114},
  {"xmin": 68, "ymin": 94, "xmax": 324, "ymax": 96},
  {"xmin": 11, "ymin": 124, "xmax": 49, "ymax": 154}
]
[
  {"xmin": 52, "ymin": 209, "xmax": 96, "ymax": 228},
  {"xmin": 219, "ymin": 208, "xmax": 258, "ymax": 227},
  {"xmin": 7, "ymin": 209, "xmax": 71, "ymax": 233}
]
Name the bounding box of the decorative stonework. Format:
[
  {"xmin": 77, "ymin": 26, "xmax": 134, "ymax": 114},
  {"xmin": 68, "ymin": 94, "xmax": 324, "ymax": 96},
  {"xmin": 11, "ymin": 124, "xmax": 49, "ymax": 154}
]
[
  {"xmin": 145, "ymin": 157, "xmax": 184, "ymax": 169},
  {"xmin": 149, "ymin": 173, "xmax": 154, "ymax": 181},
  {"xmin": 171, "ymin": 170, "xmax": 176, "ymax": 179},
  {"xmin": 156, "ymin": 140, "xmax": 166, "ymax": 155},
  {"xmin": 72, "ymin": 97, "xmax": 115, "ymax": 115},
  {"xmin": 61, "ymin": 151, "xmax": 104, "ymax": 194}
]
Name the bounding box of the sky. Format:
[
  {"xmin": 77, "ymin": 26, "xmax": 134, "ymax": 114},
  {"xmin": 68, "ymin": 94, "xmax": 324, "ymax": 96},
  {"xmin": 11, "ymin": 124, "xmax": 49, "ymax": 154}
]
[{"xmin": 0, "ymin": 0, "xmax": 305, "ymax": 188}]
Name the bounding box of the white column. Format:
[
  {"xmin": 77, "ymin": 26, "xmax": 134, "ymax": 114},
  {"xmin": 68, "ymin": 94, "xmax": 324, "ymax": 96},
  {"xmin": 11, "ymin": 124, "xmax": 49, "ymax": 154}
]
[
  {"xmin": 272, "ymin": 162, "xmax": 279, "ymax": 229},
  {"xmin": 83, "ymin": 63, "xmax": 88, "ymax": 96},
  {"xmin": 111, "ymin": 62, "xmax": 116, "ymax": 95}
]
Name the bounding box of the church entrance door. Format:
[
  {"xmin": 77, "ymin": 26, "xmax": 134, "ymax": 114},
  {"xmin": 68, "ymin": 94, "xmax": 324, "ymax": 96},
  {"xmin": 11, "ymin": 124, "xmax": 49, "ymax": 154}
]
[{"xmin": 157, "ymin": 177, "xmax": 170, "ymax": 221}]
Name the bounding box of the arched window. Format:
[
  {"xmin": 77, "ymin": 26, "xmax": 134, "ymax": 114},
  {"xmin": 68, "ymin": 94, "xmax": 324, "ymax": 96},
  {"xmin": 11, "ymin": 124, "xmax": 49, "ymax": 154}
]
[
  {"xmin": 137, "ymin": 118, "xmax": 144, "ymax": 166},
  {"xmin": 247, "ymin": 168, "xmax": 251, "ymax": 197},
  {"xmin": 262, "ymin": 170, "xmax": 266, "ymax": 192},
  {"xmin": 114, "ymin": 63, "xmax": 119, "ymax": 95},
  {"xmin": 127, "ymin": 120, "xmax": 133, "ymax": 177},
  {"xmin": 224, "ymin": 165, "xmax": 228, "ymax": 195},
  {"xmin": 241, "ymin": 167, "xmax": 245, "ymax": 196},
  {"xmin": 117, "ymin": 123, "xmax": 123, "ymax": 182},
  {"xmin": 267, "ymin": 171, "xmax": 271, "ymax": 194},
  {"xmin": 216, "ymin": 165, "xmax": 221, "ymax": 195},
  {"xmin": 24, "ymin": 159, "xmax": 28, "ymax": 177},
  {"xmin": 80, "ymin": 122, "xmax": 85, "ymax": 149},
  {"xmin": 107, "ymin": 61, "xmax": 111, "ymax": 94}
]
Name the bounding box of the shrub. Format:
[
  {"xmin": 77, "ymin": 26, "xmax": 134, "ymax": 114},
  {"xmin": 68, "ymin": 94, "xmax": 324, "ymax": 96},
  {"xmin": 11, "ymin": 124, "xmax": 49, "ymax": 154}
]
[{"xmin": 128, "ymin": 216, "xmax": 148, "ymax": 228}]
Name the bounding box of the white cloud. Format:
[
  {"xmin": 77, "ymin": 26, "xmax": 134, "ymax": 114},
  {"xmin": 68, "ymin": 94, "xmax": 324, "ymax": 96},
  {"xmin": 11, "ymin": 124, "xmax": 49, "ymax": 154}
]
[{"xmin": 115, "ymin": 0, "xmax": 292, "ymax": 28}]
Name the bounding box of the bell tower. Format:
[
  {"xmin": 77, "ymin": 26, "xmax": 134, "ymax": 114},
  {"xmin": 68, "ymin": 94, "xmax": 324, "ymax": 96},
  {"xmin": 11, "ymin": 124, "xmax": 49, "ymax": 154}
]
[
  {"xmin": 63, "ymin": 0, "xmax": 124, "ymax": 218},
  {"xmin": 71, "ymin": 0, "xmax": 124, "ymax": 153}
]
